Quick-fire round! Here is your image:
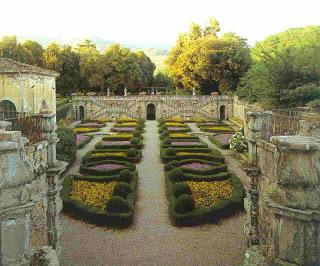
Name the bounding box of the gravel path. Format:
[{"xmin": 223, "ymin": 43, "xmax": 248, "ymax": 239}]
[{"xmin": 60, "ymin": 121, "xmax": 246, "ymax": 266}]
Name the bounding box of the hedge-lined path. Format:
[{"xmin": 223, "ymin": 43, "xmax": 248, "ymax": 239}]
[
  {"xmin": 64, "ymin": 122, "xmax": 114, "ymax": 176},
  {"xmin": 187, "ymin": 123, "xmax": 250, "ymax": 190},
  {"xmin": 60, "ymin": 121, "xmax": 246, "ymax": 266}
]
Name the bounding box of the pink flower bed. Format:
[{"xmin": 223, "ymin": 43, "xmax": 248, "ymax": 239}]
[
  {"xmin": 91, "ymin": 163, "xmax": 124, "ymax": 170},
  {"xmin": 80, "ymin": 122, "xmax": 102, "ymax": 127},
  {"xmin": 213, "ymin": 134, "xmax": 233, "ymax": 145},
  {"xmin": 168, "ymin": 127, "xmax": 186, "ymax": 131},
  {"xmin": 171, "ymin": 141, "xmax": 202, "ymax": 146},
  {"xmin": 76, "ymin": 134, "xmax": 89, "ymax": 145},
  {"xmin": 100, "ymin": 140, "xmax": 130, "ymax": 146},
  {"xmin": 181, "ymin": 162, "xmax": 211, "ymax": 170},
  {"xmin": 114, "ymin": 127, "xmax": 135, "ymax": 132}
]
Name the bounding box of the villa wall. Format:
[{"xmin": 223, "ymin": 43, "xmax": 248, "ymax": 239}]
[{"xmin": 0, "ymin": 73, "xmax": 56, "ymax": 114}]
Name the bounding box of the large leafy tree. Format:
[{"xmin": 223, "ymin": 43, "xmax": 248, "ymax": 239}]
[
  {"xmin": 237, "ymin": 26, "xmax": 320, "ymax": 108},
  {"xmin": 166, "ymin": 18, "xmax": 251, "ymax": 94}
]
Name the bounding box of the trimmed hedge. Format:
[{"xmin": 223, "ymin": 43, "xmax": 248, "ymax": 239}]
[
  {"xmin": 208, "ymin": 134, "xmax": 231, "ymax": 150},
  {"xmin": 82, "ymin": 149, "xmax": 142, "ymax": 164},
  {"xmin": 62, "ymin": 172, "xmax": 138, "ymax": 227},
  {"xmin": 80, "ymin": 160, "xmax": 136, "ymax": 176},
  {"xmin": 165, "ymin": 173, "xmax": 245, "ymax": 226},
  {"xmin": 77, "ymin": 135, "xmax": 94, "ymax": 150}
]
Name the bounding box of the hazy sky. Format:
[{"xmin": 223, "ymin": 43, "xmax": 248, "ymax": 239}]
[{"xmin": 1, "ymin": 0, "xmax": 319, "ymax": 46}]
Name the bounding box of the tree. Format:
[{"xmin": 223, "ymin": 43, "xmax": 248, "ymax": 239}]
[
  {"xmin": 0, "ymin": 36, "xmax": 28, "ymax": 62},
  {"xmin": 22, "ymin": 40, "xmax": 44, "ymax": 66},
  {"xmin": 165, "ymin": 18, "xmax": 251, "ymax": 94},
  {"xmin": 237, "ymin": 26, "xmax": 320, "ymax": 108}
]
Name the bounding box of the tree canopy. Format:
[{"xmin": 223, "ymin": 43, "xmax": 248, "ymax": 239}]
[
  {"xmin": 165, "ymin": 18, "xmax": 251, "ymax": 94},
  {"xmin": 0, "ymin": 37, "xmax": 156, "ymax": 96},
  {"xmin": 236, "ymin": 26, "xmax": 320, "ymax": 108}
]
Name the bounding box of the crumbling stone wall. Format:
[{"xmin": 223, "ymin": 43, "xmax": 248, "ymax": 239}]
[
  {"xmin": 244, "ymin": 111, "xmax": 320, "ymax": 266},
  {"xmin": 0, "ymin": 113, "xmax": 66, "ymax": 266}
]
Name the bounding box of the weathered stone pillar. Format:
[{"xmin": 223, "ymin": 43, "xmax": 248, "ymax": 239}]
[
  {"xmin": 265, "ymin": 136, "xmax": 320, "ymax": 265},
  {"xmin": 245, "ymin": 111, "xmax": 272, "ymax": 166},
  {"xmin": 41, "ymin": 112, "xmax": 67, "ymax": 256},
  {"xmin": 0, "ymin": 131, "xmax": 34, "ymax": 266}
]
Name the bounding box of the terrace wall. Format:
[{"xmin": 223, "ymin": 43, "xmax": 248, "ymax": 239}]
[{"xmin": 0, "ymin": 113, "xmax": 66, "ymax": 265}]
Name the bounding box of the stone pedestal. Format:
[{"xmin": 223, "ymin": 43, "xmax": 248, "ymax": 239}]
[{"xmin": 264, "ymin": 136, "xmax": 320, "ymax": 265}]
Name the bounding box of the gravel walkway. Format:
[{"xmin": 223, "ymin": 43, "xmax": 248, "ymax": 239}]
[{"xmin": 60, "ymin": 121, "xmax": 246, "ymax": 266}]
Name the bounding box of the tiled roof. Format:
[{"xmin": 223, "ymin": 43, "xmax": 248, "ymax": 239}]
[{"xmin": 0, "ymin": 58, "xmax": 59, "ymax": 77}]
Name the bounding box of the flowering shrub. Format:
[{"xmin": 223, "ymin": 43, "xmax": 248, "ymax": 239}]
[
  {"xmin": 229, "ymin": 130, "xmax": 248, "ymax": 153},
  {"xmin": 186, "ymin": 180, "xmax": 233, "ymax": 209},
  {"xmin": 71, "ymin": 180, "xmax": 116, "ymax": 209}
]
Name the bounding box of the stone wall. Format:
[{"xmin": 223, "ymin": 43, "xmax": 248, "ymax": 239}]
[
  {"xmin": 0, "ymin": 113, "xmax": 66, "ymax": 265},
  {"xmin": 0, "ymin": 73, "xmax": 56, "ymax": 114},
  {"xmin": 244, "ymin": 111, "xmax": 320, "ymax": 265},
  {"xmin": 71, "ymin": 95, "xmax": 231, "ymax": 121}
]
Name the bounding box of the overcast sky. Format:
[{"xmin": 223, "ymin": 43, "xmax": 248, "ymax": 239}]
[{"xmin": 1, "ymin": 0, "xmax": 319, "ymax": 46}]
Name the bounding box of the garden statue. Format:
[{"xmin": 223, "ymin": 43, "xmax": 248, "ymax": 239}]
[
  {"xmin": 192, "ymin": 88, "xmax": 196, "ymax": 96},
  {"xmin": 107, "ymin": 87, "xmax": 110, "ymax": 96},
  {"xmin": 124, "ymin": 87, "xmax": 127, "ymax": 96}
]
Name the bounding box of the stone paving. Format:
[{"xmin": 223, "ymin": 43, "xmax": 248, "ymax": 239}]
[{"xmin": 60, "ymin": 121, "xmax": 247, "ymax": 266}]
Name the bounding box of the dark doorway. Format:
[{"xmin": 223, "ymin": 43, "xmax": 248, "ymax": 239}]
[
  {"xmin": 219, "ymin": 105, "xmax": 226, "ymax": 120},
  {"xmin": 146, "ymin": 103, "xmax": 156, "ymax": 120},
  {"xmin": 0, "ymin": 100, "xmax": 17, "ymax": 119},
  {"xmin": 79, "ymin": 106, "xmax": 85, "ymax": 120}
]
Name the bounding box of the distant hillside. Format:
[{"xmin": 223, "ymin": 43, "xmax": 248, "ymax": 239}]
[{"xmin": 141, "ymin": 48, "xmax": 168, "ymax": 72}]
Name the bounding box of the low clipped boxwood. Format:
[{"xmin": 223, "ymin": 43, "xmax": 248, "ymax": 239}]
[
  {"xmin": 173, "ymin": 182, "xmax": 192, "ymax": 198},
  {"xmin": 133, "ymin": 131, "xmax": 141, "ymax": 138},
  {"xmin": 118, "ymin": 169, "xmax": 133, "ymax": 183},
  {"xmin": 106, "ymin": 196, "xmax": 131, "ymax": 213},
  {"xmin": 127, "ymin": 148, "xmax": 138, "ymax": 158},
  {"xmin": 168, "ymin": 168, "xmax": 184, "ymax": 182},
  {"xmin": 165, "ymin": 147, "xmax": 176, "ymax": 156},
  {"xmin": 165, "ymin": 173, "xmax": 245, "ymax": 226},
  {"xmin": 113, "ymin": 182, "xmax": 132, "ymax": 199},
  {"xmin": 163, "ymin": 138, "xmax": 171, "ymax": 145},
  {"xmin": 130, "ymin": 137, "xmax": 141, "ymax": 145},
  {"xmin": 62, "ymin": 172, "xmax": 138, "ymax": 227},
  {"xmin": 82, "ymin": 149, "xmax": 141, "ymax": 164},
  {"xmin": 80, "ymin": 160, "xmax": 135, "ymax": 176},
  {"xmin": 57, "ymin": 124, "xmax": 77, "ymax": 163},
  {"xmin": 175, "ymin": 194, "xmax": 195, "ymax": 214},
  {"xmin": 160, "ymin": 130, "xmax": 169, "ymax": 139}
]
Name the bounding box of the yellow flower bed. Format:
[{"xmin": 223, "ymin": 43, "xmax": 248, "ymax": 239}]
[
  {"xmin": 165, "ymin": 122, "xmax": 186, "ymax": 127},
  {"xmin": 168, "ymin": 116, "xmax": 182, "ymax": 122},
  {"xmin": 186, "ymin": 180, "xmax": 233, "ymax": 209},
  {"xmin": 204, "ymin": 126, "xmax": 234, "ymax": 132},
  {"xmin": 96, "ymin": 118, "xmax": 111, "ymax": 123},
  {"xmin": 116, "ymin": 122, "xmax": 138, "ymax": 127},
  {"xmin": 91, "ymin": 152, "xmax": 126, "ymax": 158},
  {"xmin": 104, "ymin": 133, "xmax": 133, "ymax": 139},
  {"xmin": 74, "ymin": 127, "xmax": 99, "ymax": 134},
  {"xmin": 71, "ymin": 180, "xmax": 116, "ymax": 209},
  {"xmin": 177, "ymin": 152, "xmax": 209, "ymax": 156},
  {"xmin": 169, "ymin": 133, "xmax": 191, "ymax": 138},
  {"xmin": 118, "ymin": 117, "xmax": 137, "ymax": 122}
]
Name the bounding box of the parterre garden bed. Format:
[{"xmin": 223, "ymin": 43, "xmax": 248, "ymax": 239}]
[
  {"xmin": 158, "ymin": 118, "xmax": 245, "ymax": 226},
  {"xmin": 62, "ymin": 118, "xmax": 145, "ymax": 227}
]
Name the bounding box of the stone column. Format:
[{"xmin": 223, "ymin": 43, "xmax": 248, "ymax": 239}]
[
  {"xmin": 265, "ymin": 136, "xmax": 320, "ymax": 265},
  {"xmin": 0, "ymin": 131, "xmax": 34, "ymax": 266},
  {"xmin": 41, "ymin": 112, "xmax": 67, "ymax": 256},
  {"xmin": 245, "ymin": 111, "xmax": 272, "ymax": 166}
]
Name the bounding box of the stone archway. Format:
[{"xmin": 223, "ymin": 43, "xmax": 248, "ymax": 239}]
[
  {"xmin": 219, "ymin": 105, "xmax": 226, "ymax": 120},
  {"xmin": 0, "ymin": 100, "xmax": 17, "ymax": 119},
  {"xmin": 79, "ymin": 106, "xmax": 85, "ymax": 120},
  {"xmin": 146, "ymin": 103, "xmax": 156, "ymax": 120}
]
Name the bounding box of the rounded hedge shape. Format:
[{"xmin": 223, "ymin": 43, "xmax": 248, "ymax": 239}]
[
  {"xmin": 106, "ymin": 196, "xmax": 131, "ymax": 213},
  {"xmin": 119, "ymin": 169, "xmax": 133, "ymax": 183},
  {"xmin": 130, "ymin": 137, "xmax": 140, "ymax": 145},
  {"xmin": 165, "ymin": 147, "xmax": 176, "ymax": 156},
  {"xmin": 136, "ymin": 124, "xmax": 144, "ymax": 131},
  {"xmin": 133, "ymin": 131, "xmax": 141, "ymax": 138},
  {"xmin": 127, "ymin": 148, "xmax": 138, "ymax": 158},
  {"xmin": 113, "ymin": 182, "xmax": 132, "ymax": 199},
  {"xmin": 175, "ymin": 194, "xmax": 195, "ymax": 214},
  {"xmin": 163, "ymin": 138, "xmax": 171, "ymax": 145},
  {"xmin": 168, "ymin": 168, "xmax": 184, "ymax": 182},
  {"xmin": 173, "ymin": 182, "xmax": 192, "ymax": 198},
  {"xmin": 160, "ymin": 130, "xmax": 169, "ymax": 138}
]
